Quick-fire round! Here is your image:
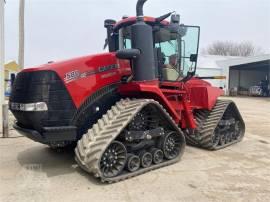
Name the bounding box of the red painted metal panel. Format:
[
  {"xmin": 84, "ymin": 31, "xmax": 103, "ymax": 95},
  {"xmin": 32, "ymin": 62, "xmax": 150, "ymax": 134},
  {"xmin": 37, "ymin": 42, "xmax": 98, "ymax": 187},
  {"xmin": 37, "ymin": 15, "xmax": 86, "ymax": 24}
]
[
  {"xmin": 118, "ymin": 81, "xmax": 181, "ymax": 124},
  {"xmin": 22, "ymin": 53, "xmax": 131, "ymax": 108},
  {"xmin": 186, "ymin": 78, "xmax": 224, "ymax": 110}
]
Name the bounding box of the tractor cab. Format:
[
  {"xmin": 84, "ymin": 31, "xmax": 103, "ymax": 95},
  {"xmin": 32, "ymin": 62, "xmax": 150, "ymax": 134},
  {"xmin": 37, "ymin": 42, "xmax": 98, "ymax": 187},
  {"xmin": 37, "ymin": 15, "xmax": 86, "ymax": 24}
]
[{"xmin": 105, "ymin": 15, "xmax": 200, "ymax": 82}]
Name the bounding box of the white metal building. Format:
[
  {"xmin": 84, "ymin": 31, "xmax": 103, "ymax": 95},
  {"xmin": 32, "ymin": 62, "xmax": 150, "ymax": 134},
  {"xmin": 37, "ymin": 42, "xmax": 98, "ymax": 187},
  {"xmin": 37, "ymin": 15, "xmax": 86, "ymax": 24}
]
[{"xmin": 197, "ymin": 54, "xmax": 270, "ymax": 95}]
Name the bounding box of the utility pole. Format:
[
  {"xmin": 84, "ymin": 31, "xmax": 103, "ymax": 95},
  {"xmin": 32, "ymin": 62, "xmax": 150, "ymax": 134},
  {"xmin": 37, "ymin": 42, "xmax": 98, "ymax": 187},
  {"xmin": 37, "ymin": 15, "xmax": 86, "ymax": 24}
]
[
  {"xmin": 0, "ymin": 0, "xmax": 5, "ymax": 133},
  {"xmin": 18, "ymin": 0, "xmax": 25, "ymax": 68}
]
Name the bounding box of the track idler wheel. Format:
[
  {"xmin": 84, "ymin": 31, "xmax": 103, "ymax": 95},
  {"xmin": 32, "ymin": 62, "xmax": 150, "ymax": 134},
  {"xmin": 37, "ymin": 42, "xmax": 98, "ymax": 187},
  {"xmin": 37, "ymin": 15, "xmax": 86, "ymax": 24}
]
[
  {"xmin": 162, "ymin": 131, "xmax": 182, "ymax": 160},
  {"xmin": 150, "ymin": 148, "xmax": 164, "ymax": 164},
  {"xmin": 100, "ymin": 141, "xmax": 127, "ymax": 178},
  {"xmin": 139, "ymin": 151, "xmax": 152, "ymax": 168},
  {"xmin": 126, "ymin": 154, "xmax": 140, "ymax": 172}
]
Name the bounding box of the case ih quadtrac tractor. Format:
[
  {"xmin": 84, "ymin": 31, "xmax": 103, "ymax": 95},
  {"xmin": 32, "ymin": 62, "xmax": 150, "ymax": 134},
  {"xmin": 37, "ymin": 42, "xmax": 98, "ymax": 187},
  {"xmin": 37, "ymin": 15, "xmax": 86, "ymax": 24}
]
[{"xmin": 10, "ymin": 0, "xmax": 245, "ymax": 182}]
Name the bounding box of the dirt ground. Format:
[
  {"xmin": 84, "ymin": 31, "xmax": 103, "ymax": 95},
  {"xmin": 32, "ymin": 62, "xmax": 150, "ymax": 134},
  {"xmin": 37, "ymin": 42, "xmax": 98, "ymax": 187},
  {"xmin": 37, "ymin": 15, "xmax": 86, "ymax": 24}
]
[{"xmin": 0, "ymin": 97, "xmax": 269, "ymax": 202}]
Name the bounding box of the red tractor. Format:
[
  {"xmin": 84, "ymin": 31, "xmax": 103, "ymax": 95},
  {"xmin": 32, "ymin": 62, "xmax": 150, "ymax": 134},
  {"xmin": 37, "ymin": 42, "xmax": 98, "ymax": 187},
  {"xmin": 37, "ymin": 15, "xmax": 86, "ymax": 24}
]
[{"xmin": 9, "ymin": 0, "xmax": 245, "ymax": 183}]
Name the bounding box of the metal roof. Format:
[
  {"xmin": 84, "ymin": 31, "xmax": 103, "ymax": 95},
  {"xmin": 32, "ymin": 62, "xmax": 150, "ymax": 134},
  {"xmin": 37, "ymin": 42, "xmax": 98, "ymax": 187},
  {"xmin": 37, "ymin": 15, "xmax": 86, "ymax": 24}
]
[
  {"xmin": 197, "ymin": 54, "xmax": 240, "ymax": 69},
  {"xmin": 217, "ymin": 54, "xmax": 270, "ymax": 67}
]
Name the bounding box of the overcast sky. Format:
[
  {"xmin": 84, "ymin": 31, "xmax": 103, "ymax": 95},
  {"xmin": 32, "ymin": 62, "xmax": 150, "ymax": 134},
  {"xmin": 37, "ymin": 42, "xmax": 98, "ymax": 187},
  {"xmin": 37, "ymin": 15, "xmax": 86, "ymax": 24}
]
[{"xmin": 4, "ymin": 0, "xmax": 270, "ymax": 67}]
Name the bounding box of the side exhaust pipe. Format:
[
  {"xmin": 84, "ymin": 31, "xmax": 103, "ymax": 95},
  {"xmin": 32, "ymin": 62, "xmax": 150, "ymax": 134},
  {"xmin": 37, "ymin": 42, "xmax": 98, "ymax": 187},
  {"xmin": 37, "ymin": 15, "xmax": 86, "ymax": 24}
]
[
  {"xmin": 116, "ymin": 0, "xmax": 155, "ymax": 81},
  {"xmin": 131, "ymin": 0, "xmax": 156, "ymax": 81},
  {"xmin": 136, "ymin": 0, "xmax": 148, "ymax": 21}
]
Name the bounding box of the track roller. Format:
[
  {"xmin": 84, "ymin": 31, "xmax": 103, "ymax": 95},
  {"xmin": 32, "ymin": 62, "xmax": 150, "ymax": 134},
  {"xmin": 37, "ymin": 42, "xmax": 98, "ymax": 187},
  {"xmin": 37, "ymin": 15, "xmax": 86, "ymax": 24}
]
[
  {"xmin": 150, "ymin": 148, "xmax": 164, "ymax": 164},
  {"xmin": 139, "ymin": 151, "xmax": 152, "ymax": 168},
  {"xmin": 126, "ymin": 154, "xmax": 140, "ymax": 172}
]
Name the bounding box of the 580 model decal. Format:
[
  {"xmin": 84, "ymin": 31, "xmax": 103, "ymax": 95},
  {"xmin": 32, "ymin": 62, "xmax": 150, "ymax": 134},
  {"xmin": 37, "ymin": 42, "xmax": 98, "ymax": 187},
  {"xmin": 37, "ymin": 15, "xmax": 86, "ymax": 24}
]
[{"xmin": 64, "ymin": 64, "xmax": 119, "ymax": 83}]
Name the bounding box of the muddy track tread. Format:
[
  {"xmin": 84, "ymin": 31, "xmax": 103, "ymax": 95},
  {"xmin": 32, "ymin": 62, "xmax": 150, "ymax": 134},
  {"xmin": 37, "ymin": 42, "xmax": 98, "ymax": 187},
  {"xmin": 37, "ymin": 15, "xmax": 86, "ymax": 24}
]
[
  {"xmin": 75, "ymin": 98, "xmax": 184, "ymax": 183},
  {"xmin": 185, "ymin": 99, "xmax": 245, "ymax": 150}
]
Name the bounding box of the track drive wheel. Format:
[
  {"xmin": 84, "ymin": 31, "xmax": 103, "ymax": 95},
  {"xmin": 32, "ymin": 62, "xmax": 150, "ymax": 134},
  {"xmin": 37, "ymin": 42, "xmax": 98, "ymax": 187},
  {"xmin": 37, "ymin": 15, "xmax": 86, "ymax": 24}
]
[
  {"xmin": 162, "ymin": 131, "xmax": 182, "ymax": 160},
  {"xmin": 99, "ymin": 141, "xmax": 127, "ymax": 178}
]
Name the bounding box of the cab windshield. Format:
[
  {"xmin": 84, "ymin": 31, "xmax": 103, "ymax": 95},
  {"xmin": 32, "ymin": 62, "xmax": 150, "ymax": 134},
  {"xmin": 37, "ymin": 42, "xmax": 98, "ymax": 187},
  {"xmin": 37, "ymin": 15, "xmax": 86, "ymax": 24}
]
[{"xmin": 118, "ymin": 25, "xmax": 200, "ymax": 81}]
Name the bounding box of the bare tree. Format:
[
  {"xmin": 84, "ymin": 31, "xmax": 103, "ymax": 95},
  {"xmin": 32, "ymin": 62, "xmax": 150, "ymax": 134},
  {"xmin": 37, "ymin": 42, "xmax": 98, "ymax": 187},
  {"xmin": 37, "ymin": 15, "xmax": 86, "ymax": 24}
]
[{"xmin": 202, "ymin": 41, "xmax": 263, "ymax": 57}]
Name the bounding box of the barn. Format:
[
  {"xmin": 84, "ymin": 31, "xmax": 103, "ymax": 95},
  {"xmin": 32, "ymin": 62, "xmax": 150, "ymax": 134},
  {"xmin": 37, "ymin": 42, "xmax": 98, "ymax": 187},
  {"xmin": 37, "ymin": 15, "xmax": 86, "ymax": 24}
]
[{"xmin": 197, "ymin": 54, "xmax": 270, "ymax": 96}]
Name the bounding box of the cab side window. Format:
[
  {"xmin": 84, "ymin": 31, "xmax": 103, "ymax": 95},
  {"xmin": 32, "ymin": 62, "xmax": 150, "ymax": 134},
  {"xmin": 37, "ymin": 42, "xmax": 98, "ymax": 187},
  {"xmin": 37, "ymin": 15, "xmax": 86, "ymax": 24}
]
[{"xmin": 155, "ymin": 34, "xmax": 181, "ymax": 81}]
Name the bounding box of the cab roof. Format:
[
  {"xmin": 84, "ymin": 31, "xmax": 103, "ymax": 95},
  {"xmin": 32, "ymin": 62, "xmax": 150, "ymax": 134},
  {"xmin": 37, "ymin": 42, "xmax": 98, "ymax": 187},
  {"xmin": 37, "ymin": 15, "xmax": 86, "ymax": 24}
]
[{"xmin": 113, "ymin": 16, "xmax": 169, "ymax": 31}]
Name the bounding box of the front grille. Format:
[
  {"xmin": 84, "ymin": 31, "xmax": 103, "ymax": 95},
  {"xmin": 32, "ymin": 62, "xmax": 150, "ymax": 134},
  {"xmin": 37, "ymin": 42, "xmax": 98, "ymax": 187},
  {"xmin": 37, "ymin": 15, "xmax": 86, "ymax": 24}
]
[{"xmin": 9, "ymin": 70, "xmax": 76, "ymax": 132}]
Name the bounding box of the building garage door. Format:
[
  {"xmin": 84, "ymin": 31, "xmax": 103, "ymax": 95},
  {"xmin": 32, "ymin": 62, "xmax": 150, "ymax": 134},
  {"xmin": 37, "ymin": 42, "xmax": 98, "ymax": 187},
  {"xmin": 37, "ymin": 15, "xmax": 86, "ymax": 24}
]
[{"xmin": 229, "ymin": 60, "xmax": 270, "ymax": 96}]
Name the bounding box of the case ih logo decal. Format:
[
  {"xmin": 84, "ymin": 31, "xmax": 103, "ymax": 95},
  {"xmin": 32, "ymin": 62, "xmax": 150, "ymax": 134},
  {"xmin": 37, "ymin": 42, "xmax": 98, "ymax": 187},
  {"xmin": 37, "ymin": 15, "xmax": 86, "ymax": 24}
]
[
  {"xmin": 64, "ymin": 64, "xmax": 119, "ymax": 83},
  {"xmin": 64, "ymin": 70, "xmax": 80, "ymax": 83}
]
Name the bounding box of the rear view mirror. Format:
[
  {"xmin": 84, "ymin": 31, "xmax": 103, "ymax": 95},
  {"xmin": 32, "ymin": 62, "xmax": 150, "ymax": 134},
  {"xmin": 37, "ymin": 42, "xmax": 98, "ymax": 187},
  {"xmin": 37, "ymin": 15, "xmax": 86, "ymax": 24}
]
[
  {"xmin": 168, "ymin": 24, "xmax": 179, "ymax": 34},
  {"xmin": 116, "ymin": 49, "xmax": 141, "ymax": 60},
  {"xmin": 190, "ymin": 54, "xmax": 198, "ymax": 62},
  {"xmin": 104, "ymin": 19, "xmax": 116, "ymax": 29},
  {"xmin": 178, "ymin": 25, "xmax": 187, "ymax": 37}
]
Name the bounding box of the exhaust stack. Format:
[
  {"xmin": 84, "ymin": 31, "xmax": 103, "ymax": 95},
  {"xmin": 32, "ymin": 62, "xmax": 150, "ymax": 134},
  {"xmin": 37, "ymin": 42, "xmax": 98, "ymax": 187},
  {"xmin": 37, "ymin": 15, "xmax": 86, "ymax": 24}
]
[
  {"xmin": 131, "ymin": 0, "xmax": 156, "ymax": 81},
  {"xmin": 136, "ymin": 0, "xmax": 147, "ymax": 21}
]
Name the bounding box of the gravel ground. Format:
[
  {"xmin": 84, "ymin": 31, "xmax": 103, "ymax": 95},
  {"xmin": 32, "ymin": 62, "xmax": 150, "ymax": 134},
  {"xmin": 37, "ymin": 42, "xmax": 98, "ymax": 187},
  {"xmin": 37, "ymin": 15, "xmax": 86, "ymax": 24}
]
[{"xmin": 0, "ymin": 97, "xmax": 269, "ymax": 202}]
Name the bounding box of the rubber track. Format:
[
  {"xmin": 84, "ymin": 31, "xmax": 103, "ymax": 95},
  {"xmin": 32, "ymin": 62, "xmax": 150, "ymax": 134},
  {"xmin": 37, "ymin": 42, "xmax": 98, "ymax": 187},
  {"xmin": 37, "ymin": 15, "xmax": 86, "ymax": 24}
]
[
  {"xmin": 184, "ymin": 109, "xmax": 209, "ymax": 146},
  {"xmin": 75, "ymin": 98, "xmax": 185, "ymax": 183},
  {"xmin": 185, "ymin": 99, "xmax": 245, "ymax": 150}
]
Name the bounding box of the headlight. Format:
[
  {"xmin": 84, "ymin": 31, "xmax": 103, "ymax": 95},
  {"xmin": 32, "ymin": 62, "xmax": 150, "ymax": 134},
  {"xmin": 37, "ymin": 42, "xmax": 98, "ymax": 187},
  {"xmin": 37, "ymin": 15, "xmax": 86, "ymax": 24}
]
[{"xmin": 10, "ymin": 102, "xmax": 48, "ymax": 111}]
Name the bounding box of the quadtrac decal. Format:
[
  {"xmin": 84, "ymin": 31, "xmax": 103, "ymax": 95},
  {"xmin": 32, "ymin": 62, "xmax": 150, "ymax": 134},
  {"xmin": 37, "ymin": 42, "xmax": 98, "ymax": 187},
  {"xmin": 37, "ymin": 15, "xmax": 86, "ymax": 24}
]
[{"xmin": 64, "ymin": 64, "xmax": 119, "ymax": 83}]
